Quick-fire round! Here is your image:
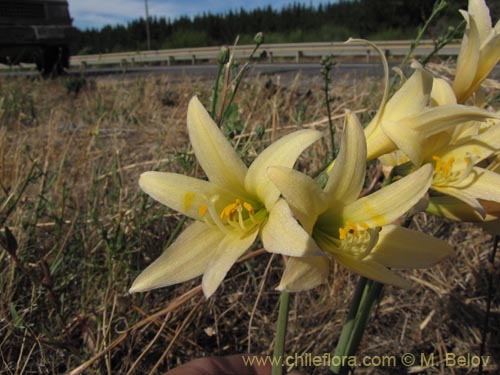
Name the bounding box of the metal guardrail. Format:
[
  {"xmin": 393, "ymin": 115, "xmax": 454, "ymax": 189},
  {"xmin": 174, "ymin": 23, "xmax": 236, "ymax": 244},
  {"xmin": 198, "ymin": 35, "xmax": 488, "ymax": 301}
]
[{"xmin": 69, "ymin": 40, "xmax": 460, "ymax": 68}]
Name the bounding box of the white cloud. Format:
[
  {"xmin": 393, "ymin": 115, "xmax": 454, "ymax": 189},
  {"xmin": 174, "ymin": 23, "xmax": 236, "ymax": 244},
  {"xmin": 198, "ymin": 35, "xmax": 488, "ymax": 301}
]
[
  {"xmin": 68, "ymin": 0, "xmax": 184, "ymax": 29},
  {"xmin": 68, "ymin": 0, "xmax": 333, "ymax": 30}
]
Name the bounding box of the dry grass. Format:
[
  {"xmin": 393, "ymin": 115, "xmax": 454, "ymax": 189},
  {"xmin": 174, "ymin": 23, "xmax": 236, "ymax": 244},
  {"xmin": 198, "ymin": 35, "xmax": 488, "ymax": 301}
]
[{"xmin": 0, "ymin": 69, "xmax": 498, "ymax": 375}]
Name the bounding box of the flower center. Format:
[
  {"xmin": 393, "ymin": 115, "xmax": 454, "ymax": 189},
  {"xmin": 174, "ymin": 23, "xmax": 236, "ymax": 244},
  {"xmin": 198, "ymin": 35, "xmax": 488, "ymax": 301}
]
[
  {"xmin": 315, "ymin": 221, "xmax": 377, "ymax": 259},
  {"xmin": 432, "ymin": 155, "xmax": 454, "ymax": 179},
  {"xmin": 337, "ymin": 222, "xmax": 377, "ymax": 258},
  {"xmin": 338, "ymin": 221, "xmax": 369, "ymax": 240},
  {"xmin": 198, "ymin": 196, "xmax": 265, "ymax": 235},
  {"xmin": 431, "ymin": 153, "xmax": 475, "ymax": 186}
]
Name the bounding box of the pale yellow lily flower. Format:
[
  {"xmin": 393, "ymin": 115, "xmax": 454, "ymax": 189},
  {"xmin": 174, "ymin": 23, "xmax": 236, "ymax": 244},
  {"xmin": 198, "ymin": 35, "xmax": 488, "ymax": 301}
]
[
  {"xmin": 453, "ymin": 0, "xmax": 500, "ymax": 103},
  {"xmin": 426, "ymin": 137, "xmax": 500, "ymax": 225},
  {"xmin": 129, "ymin": 96, "xmax": 322, "ymax": 298},
  {"xmin": 267, "ymin": 112, "xmax": 453, "ymax": 292},
  {"xmin": 362, "ymin": 44, "xmax": 498, "ymax": 165},
  {"xmin": 381, "ymin": 78, "xmax": 500, "ymax": 222},
  {"xmin": 397, "ymin": 89, "xmax": 500, "ymax": 220}
]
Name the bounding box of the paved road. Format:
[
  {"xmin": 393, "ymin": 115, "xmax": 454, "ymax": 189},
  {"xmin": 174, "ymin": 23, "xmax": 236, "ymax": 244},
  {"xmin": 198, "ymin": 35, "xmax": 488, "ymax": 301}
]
[
  {"xmin": 80, "ymin": 63, "xmax": 392, "ymax": 80},
  {"xmin": 2, "ymin": 62, "xmax": 499, "ymax": 81},
  {"xmin": 0, "ymin": 62, "xmax": 396, "ymax": 80}
]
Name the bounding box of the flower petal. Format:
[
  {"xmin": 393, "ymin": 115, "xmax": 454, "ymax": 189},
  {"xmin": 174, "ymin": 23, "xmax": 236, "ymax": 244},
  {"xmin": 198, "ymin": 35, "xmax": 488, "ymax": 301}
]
[
  {"xmin": 479, "ymin": 219, "xmax": 500, "ymax": 236},
  {"xmin": 434, "ymin": 123, "xmax": 500, "ymax": 171},
  {"xmin": 261, "ymin": 199, "xmax": 323, "ymax": 257},
  {"xmin": 202, "ymin": 229, "xmax": 258, "ymax": 298},
  {"xmin": 245, "ymin": 129, "xmax": 321, "ymax": 210},
  {"xmin": 267, "ymin": 166, "xmax": 326, "ymax": 233},
  {"xmin": 139, "ymin": 171, "xmax": 237, "ymax": 220},
  {"xmin": 325, "ymin": 111, "xmax": 367, "ymax": 205},
  {"xmin": 366, "ymin": 225, "xmax": 453, "ymax": 268},
  {"xmin": 430, "ymin": 77, "xmax": 457, "ymax": 106},
  {"xmin": 426, "ymin": 195, "xmax": 494, "ymax": 221},
  {"xmin": 343, "ymin": 164, "xmax": 433, "ymax": 228},
  {"xmin": 358, "ymin": 38, "xmax": 390, "ymax": 137},
  {"xmin": 453, "ymin": 10, "xmax": 480, "ymax": 102},
  {"xmin": 432, "ymin": 185, "xmax": 486, "ymax": 218},
  {"xmin": 187, "ymin": 96, "xmax": 248, "ymax": 195},
  {"xmin": 383, "ymin": 64, "xmax": 432, "ymax": 121},
  {"xmin": 277, "ymin": 256, "xmax": 330, "ymax": 292},
  {"xmin": 335, "ymin": 254, "xmax": 411, "ymax": 288},
  {"xmin": 129, "ymin": 222, "xmax": 223, "ymax": 293},
  {"xmin": 385, "ymin": 105, "xmax": 499, "ymax": 165},
  {"xmin": 469, "ymin": 0, "xmax": 492, "ymax": 42},
  {"xmin": 453, "ymin": 167, "xmax": 500, "ymax": 203},
  {"xmin": 474, "ymin": 31, "xmax": 500, "ymax": 94}
]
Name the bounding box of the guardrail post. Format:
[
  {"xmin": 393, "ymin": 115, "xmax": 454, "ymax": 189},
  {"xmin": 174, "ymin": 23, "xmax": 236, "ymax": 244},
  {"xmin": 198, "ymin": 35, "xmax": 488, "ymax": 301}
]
[
  {"xmin": 268, "ymin": 51, "xmax": 273, "ymax": 64},
  {"xmin": 366, "ymin": 49, "xmax": 371, "ymax": 63},
  {"xmin": 120, "ymin": 58, "xmax": 128, "ymax": 73},
  {"xmin": 296, "ymin": 51, "xmax": 303, "ymax": 63},
  {"xmin": 191, "ymin": 55, "xmax": 196, "ymax": 65}
]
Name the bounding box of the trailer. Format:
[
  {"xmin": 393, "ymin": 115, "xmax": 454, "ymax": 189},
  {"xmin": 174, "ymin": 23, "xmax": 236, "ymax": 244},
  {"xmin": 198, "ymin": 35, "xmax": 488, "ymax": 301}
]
[{"xmin": 0, "ymin": 0, "xmax": 76, "ymax": 74}]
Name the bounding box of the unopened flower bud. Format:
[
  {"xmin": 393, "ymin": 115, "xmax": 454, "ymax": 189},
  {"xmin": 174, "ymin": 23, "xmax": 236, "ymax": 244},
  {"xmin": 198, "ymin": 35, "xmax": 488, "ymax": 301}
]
[
  {"xmin": 254, "ymin": 32, "xmax": 264, "ymax": 45},
  {"xmin": 217, "ymin": 46, "xmax": 230, "ymax": 65}
]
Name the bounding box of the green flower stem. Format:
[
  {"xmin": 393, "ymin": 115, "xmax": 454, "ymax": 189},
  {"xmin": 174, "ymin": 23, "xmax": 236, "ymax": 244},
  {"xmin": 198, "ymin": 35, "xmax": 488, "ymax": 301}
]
[
  {"xmin": 210, "ymin": 62, "xmax": 224, "ymax": 119},
  {"xmin": 272, "ymin": 290, "xmax": 290, "ymax": 375},
  {"xmin": 329, "ymin": 276, "xmax": 367, "ymax": 374},
  {"xmin": 342, "ymin": 281, "xmax": 384, "ymax": 374},
  {"xmin": 330, "ymin": 279, "xmax": 384, "ymax": 375},
  {"xmin": 331, "ymin": 216, "xmax": 415, "ymax": 374}
]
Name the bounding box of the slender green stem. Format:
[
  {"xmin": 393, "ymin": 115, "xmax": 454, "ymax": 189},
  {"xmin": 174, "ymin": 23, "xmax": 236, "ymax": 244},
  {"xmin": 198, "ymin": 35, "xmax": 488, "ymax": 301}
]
[
  {"xmin": 210, "ymin": 63, "xmax": 224, "ymax": 119},
  {"xmin": 324, "ymin": 81, "xmax": 335, "ymax": 159},
  {"xmin": 320, "ymin": 55, "xmax": 336, "ymax": 159},
  {"xmin": 330, "ymin": 277, "xmax": 367, "ymax": 374},
  {"xmin": 399, "ymin": 0, "xmax": 447, "ymax": 69},
  {"xmin": 341, "ymin": 282, "xmax": 384, "ymax": 374},
  {"xmin": 330, "ymin": 280, "xmax": 384, "ymax": 375},
  {"xmin": 221, "ymin": 39, "xmax": 262, "ymax": 123},
  {"xmin": 272, "ymin": 290, "xmax": 290, "ymax": 375}
]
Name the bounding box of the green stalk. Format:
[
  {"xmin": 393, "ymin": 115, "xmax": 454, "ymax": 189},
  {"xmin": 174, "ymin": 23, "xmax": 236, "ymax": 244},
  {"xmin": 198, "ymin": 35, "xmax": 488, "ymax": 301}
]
[
  {"xmin": 210, "ymin": 63, "xmax": 224, "ymax": 119},
  {"xmin": 341, "ymin": 281, "xmax": 384, "ymax": 375},
  {"xmin": 330, "ymin": 277, "xmax": 367, "ymax": 374},
  {"xmin": 221, "ymin": 37, "xmax": 262, "ymax": 123},
  {"xmin": 272, "ymin": 290, "xmax": 290, "ymax": 375},
  {"xmin": 399, "ymin": 0, "xmax": 447, "ymax": 69},
  {"xmin": 330, "ymin": 279, "xmax": 384, "ymax": 375}
]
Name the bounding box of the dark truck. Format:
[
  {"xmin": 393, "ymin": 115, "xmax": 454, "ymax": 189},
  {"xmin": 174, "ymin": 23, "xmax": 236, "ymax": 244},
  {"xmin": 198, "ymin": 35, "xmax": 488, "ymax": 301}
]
[{"xmin": 0, "ymin": 0, "xmax": 76, "ymax": 74}]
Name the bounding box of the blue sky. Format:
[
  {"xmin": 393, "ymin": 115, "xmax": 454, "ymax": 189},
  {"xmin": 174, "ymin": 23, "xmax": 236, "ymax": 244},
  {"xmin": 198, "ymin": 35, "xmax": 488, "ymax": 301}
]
[{"xmin": 68, "ymin": 0, "xmax": 334, "ymax": 30}]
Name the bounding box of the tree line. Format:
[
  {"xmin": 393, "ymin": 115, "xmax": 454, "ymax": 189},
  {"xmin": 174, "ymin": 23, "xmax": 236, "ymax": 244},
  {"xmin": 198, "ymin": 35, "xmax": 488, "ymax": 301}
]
[{"xmin": 74, "ymin": 0, "xmax": 474, "ymax": 55}]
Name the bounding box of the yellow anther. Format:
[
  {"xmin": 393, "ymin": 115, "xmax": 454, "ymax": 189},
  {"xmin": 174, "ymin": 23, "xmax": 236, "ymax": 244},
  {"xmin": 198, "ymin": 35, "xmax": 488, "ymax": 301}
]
[
  {"xmin": 220, "ymin": 199, "xmax": 242, "ymax": 220},
  {"xmin": 432, "ymin": 156, "xmax": 442, "ymax": 174},
  {"xmin": 243, "ymin": 202, "xmax": 254, "ymax": 215},
  {"xmin": 183, "ymin": 192, "xmax": 196, "ymax": 211},
  {"xmin": 347, "ymin": 222, "xmax": 358, "ymax": 236},
  {"xmin": 359, "ymin": 222, "xmax": 369, "ymax": 230},
  {"xmin": 339, "ymin": 228, "xmax": 347, "ymax": 240},
  {"xmin": 198, "ymin": 204, "xmax": 208, "ymax": 217},
  {"xmin": 339, "ymin": 221, "xmax": 361, "ymax": 240},
  {"xmin": 432, "ymin": 155, "xmax": 455, "ymax": 178}
]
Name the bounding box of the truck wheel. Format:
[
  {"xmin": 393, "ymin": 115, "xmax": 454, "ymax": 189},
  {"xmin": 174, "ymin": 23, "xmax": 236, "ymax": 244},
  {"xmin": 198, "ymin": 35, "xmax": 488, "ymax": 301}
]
[{"xmin": 38, "ymin": 46, "xmax": 69, "ymax": 76}]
